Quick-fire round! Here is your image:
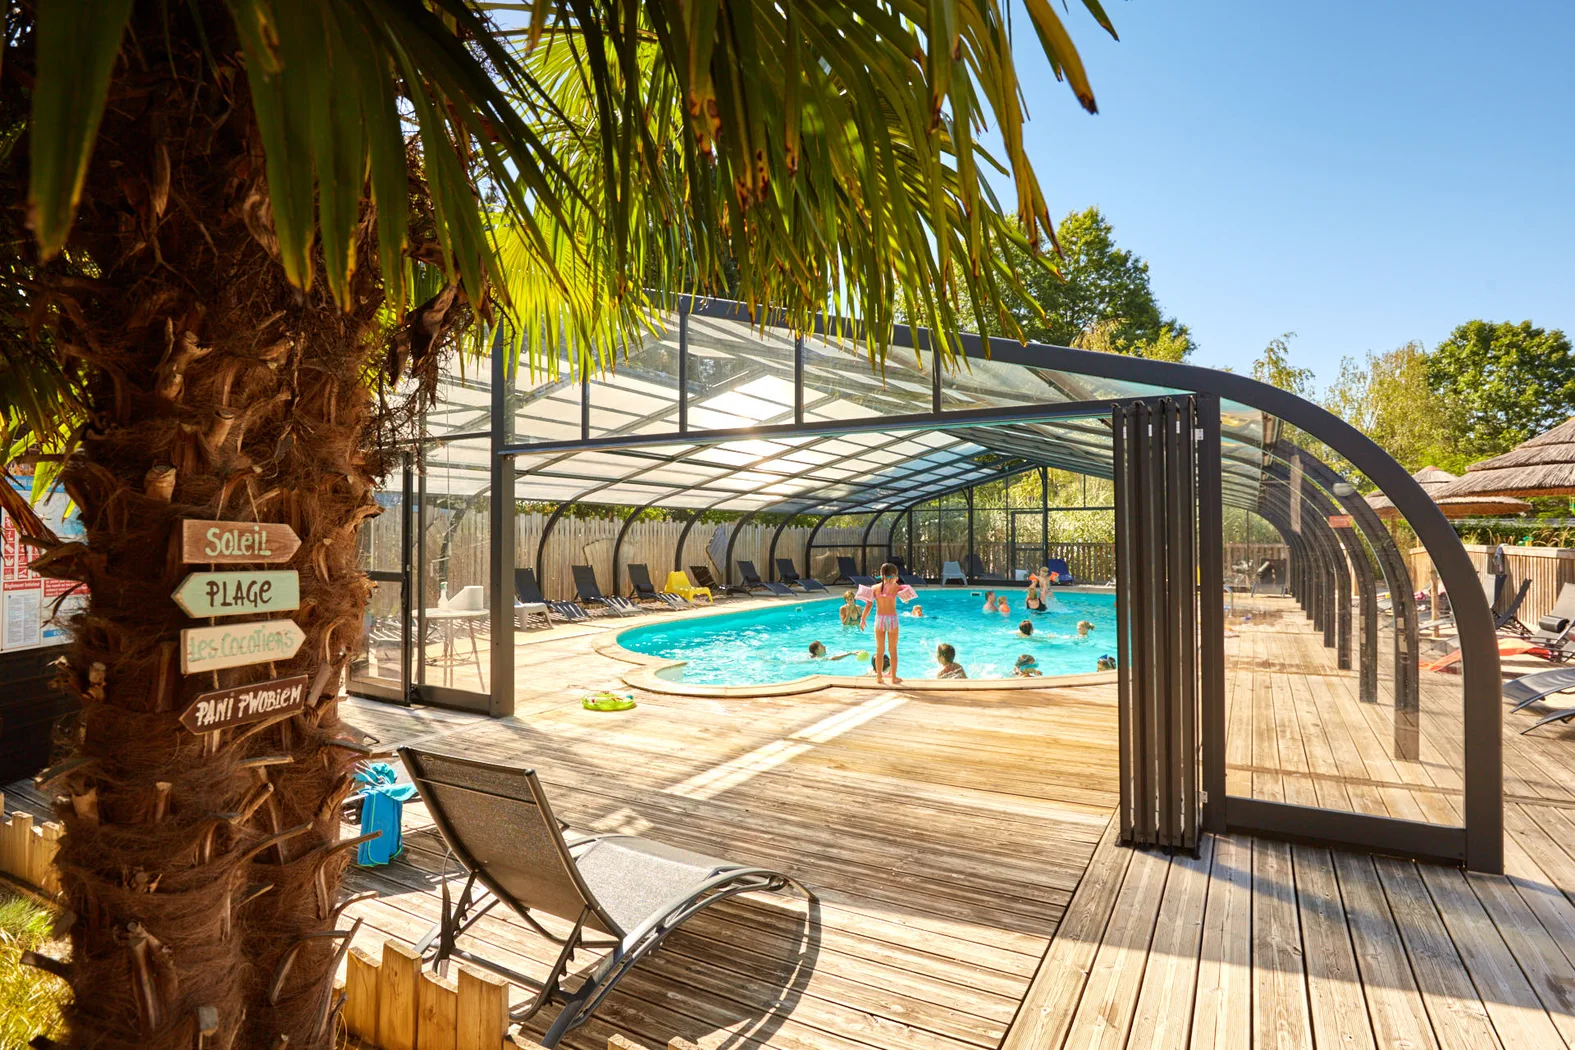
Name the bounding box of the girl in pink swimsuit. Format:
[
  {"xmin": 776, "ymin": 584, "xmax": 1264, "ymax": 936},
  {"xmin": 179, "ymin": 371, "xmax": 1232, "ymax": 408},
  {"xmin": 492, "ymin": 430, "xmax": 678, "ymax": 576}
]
[{"xmin": 858, "ymin": 563, "xmax": 916, "ymax": 684}]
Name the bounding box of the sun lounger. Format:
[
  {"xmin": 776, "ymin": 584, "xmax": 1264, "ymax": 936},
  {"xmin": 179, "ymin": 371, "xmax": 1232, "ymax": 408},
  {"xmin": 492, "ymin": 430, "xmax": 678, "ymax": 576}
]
[
  {"xmin": 834, "ymin": 556, "xmax": 861, "ymax": 584},
  {"xmin": 939, "ymin": 560, "xmax": 967, "ymax": 586},
  {"xmin": 1044, "ymin": 558, "xmax": 1076, "ymax": 585},
  {"xmin": 663, "ymin": 569, "xmax": 712, "ymax": 603},
  {"xmin": 399, "ymin": 747, "xmax": 813, "ymax": 1047},
  {"xmin": 1524, "ymin": 582, "xmax": 1575, "ymax": 660},
  {"xmin": 572, "ymin": 565, "xmax": 640, "ymax": 616},
  {"xmin": 890, "ymin": 557, "xmax": 924, "ymax": 587},
  {"xmin": 776, "ymin": 558, "xmax": 828, "ymax": 592},
  {"xmin": 737, "ymin": 560, "xmax": 794, "ymax": 596},
  {"xmin": 1505, "ymin": 665, "xmax": 1575, "ymax": 713},
  {"xmin": 627, "ymin": 563, "xmax": 686, "ymax": 607},
  {"xmin": 512, "ymin": 568, "xmax": 559, "ymax": 627},
  {"xmin": 690, "ymin": 564, "xmax": 748, "ymax": 597},
  {"xmin": 1496, "ymin": 577, "xmax": 1534, "ymax": 637},
  {"xmin": 964, "ymin": 553, "xmax": 1005, "ymax": 582}
]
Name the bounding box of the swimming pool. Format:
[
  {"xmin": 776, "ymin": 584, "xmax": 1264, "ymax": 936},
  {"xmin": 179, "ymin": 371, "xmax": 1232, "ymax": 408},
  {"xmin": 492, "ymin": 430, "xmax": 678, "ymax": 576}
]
[{"xmin": 616, "ymin": 587, "xmax": 1117, "ymax": 686}]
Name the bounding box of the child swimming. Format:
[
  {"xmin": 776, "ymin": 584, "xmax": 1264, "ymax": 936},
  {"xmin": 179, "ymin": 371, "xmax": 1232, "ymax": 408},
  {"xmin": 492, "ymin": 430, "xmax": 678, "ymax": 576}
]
[
  {"xmin": 1097, "ymin": 654, "xmax": 1117, "ymax": 671},
  {"xmin": 808, "ymin": 641, "xmax": 858, "ymax": 661},
  {"xmin": 1014, "ymin": 653, "xmax": 1043, "ymax": 677},
  {"xmin": 1018, "ymin": 619, "xmax": 1034, "ymax": 637},
  {"xmin": 904, "ymin": 604, "xmax": 925, "ymax": 618},
  {"xmin": 839, "ymin": 590, "xmax": 861, "ymax": 626},
  {"xmin": 858, "ymin": 563, "xmax": 915, "ymax": 685},
  {"xmin": 936, "ymin": 643, "xmax": 966, "ymax": 679},
  {"xmin": 981, "ymin": 591, "xmax": 997, "ymax": 613},
  {"xmin": 997, "ymin": 597, "xmax": 1011, "ymax": 615},
  {"xmin": 1077, "ymin": 620, "xmax": 1094, "ymax": 638}
]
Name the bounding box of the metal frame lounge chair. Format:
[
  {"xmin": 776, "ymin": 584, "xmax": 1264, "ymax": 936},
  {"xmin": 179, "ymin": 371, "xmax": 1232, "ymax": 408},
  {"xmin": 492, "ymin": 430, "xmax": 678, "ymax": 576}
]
[
  {"xmin": 939, "ymin": 560, "xmax": 967, "ymax": 586},
  {"xmin": 737, "ymin": 560, "xmax": 794, "ymax": 596},
  {"xmin": 775, "ymin": 558, "xmax": 829, "ymax": 592},
  {"xmin": 690, "ymin": 564, "xmax": 748, "ymax": 598},
  {"xmin": 1496, "ymin": 578, "xmax": 1534, "ymax": 637},
  {"xmin": 964, "ymin": 553, "xmax": 1006, "ymax": 582},
  {"xmin": 517, "ymin": 568, "xmax": 587, "ymax": 623},
  {"xmin": 1522, "ymin": 584, "xmax": 1575, "ymax": 662},
  {"xmin": 572, "ymin": 565, "xmax": 640, "ymax": 616},
  {"xmin": 627, "ymin": 563, "xmax": 686, "ymax": 608},
  {"xmin": 889, "ymin": 557, "xmax": 924, "ymax": 587},
  {"xmin": 399, "ymin": 747, "xmax": 814, "ymax": 1048},
  {"xmin": 512, "ymin": 568, "xmax": 557, "ymax": 628},
  {"xmin": 834, "ymin": 556, "xmax": 861, "ymax": 584},
  {"xmin": 1506, "ymin": 665, "xmax": 1575, "ymax": 714}
]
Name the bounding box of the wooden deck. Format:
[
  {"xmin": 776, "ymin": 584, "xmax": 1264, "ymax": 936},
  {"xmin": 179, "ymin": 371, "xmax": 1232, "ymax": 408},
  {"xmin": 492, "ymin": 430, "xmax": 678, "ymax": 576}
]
[{"xmin": 14, "ymin": 594, "xmax": 1575, "ymax": 1048}]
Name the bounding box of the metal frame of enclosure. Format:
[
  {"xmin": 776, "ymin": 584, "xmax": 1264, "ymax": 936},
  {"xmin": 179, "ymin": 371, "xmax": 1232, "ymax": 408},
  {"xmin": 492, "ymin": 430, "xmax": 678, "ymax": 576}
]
[{"xmin": 372, "ymin": 295, "xmax": 1503, "ymax": 872}]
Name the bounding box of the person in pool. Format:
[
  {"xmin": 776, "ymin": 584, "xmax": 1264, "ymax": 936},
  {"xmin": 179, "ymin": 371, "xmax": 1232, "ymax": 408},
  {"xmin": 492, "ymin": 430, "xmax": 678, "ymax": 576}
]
[
  {"xmin": 904, "ymin": 603, "xmax": 925, "ymax": 618},
  {"xmin": 981, "ymin": 590, "xmax": 997, "ymax": 613},
  {"xmin": 1077, "ymin": 620, "xmax": 1094, "ymax": 638},
  {"xmin": 858, "ymin": 563, "xmax": 915, "ymax": 684},
  {"xmin": 839, "ymin": 590, "xmax": 861, "ymax": 627},
  {"xmin": 1018, "ymin": 619, "xmax": 1034, "ymax": 637},
  {"xmin": 1097, "ymin": 654, "xmax": 1117, "ymax": 671},
  {"xmin": 1024, "ymin": 584, "xmax": 1046, "ymax": 612},
  {"xmin": 1014, "ymin": 653, "xmax": 1043, "ymax": 677},
  {"xmin": 997, "ymin": 596, "xmax": 1011, "ymax": 615},
  {"xmin": 808, "ymin": 641, "xmax": 858, "ymax": 661},
  {"xmin": 936, "ymin": 643, "xmax": 966, "ymax": 679}
]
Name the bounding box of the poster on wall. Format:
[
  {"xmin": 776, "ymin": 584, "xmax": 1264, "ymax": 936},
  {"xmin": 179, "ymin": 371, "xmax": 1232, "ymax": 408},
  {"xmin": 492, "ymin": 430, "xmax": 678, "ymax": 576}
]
[{"xmin": 2, "ymin": 475, "xmax": 88, "ymax": 651}]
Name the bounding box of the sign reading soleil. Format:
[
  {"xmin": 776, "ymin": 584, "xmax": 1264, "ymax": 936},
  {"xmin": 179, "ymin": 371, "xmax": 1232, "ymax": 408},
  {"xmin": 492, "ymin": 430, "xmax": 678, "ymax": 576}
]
[
  {"xmin": 181, "ymin": 619, "xmax": 305, "ymax": 674},
  {"xmin": 173, "ymin": 571, "xmax": 300, "ymax": 618},
  {"xmin": 179, "ymin": 674, "xmax": 311, "ymax": 734},
  {"xmin": 181, "ymin": 520, "xmax": 301, "ymax": 564}
]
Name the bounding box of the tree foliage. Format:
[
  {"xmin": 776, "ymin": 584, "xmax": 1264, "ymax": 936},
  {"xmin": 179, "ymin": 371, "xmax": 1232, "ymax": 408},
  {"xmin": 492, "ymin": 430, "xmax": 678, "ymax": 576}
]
[
  {"xmin": 965, "ymin": 206, "xmax": 1193, "ymax": 358},
  {"xmin": 1322, "ymin": 341, "xmax": 1466, "ymax": 473},
  {"xmin": 1426, "ymin": 320, "xmax": 1575, "ymax": 462},
  {"xmin": 1250, "ymin": 333, "xmax": 1314, "ymax": 398}
]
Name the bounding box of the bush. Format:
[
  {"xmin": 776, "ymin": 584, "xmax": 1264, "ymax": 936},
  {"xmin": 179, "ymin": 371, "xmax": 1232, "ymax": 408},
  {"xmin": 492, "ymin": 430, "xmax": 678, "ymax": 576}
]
[{"xmin": 0, "ymin": 891, "xmax": 66, "ymax": 1046}]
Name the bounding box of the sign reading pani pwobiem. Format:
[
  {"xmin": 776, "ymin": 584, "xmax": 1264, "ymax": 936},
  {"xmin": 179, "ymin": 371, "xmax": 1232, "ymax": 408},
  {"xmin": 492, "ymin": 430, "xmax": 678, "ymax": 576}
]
[
  {"xmin": 180, "ymin": 619, "xmax": 304, "ymax": 674},
  {"xmin": 179, "ymin": 674, "xmax": 311, "ymax": 734},
  {"xmin": 181, "ymin": 520, "xmax": 301, "ymax": 565}
]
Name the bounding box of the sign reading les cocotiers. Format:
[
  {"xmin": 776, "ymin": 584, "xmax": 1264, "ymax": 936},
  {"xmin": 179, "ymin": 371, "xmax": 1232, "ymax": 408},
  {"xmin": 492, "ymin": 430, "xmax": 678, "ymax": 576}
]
[
  {"xmin": 182, "ymin": 520, "xmax": 300, "ymax": 565},
  {"xmin": 181, "ymin": 619, "xmax": 304, "ymax": 674},
  {"xmin": 179, "ymin": 674, "xmax": 311, "ymax": 734}
]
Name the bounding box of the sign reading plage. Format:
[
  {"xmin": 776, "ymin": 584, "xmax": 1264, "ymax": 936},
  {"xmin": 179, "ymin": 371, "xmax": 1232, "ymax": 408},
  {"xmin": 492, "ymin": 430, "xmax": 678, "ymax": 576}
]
[
  {"xmin": 179, "ymin": 674, "xmax": 311, "ymax": 734},
  {"xmin": 182, "ymin": 520, "xmax": 301, "ymax": 565},
  {"xmin": 181, "ymin": 619, "xmax": 305, "ymax": 674},
  {"xmin": 173, "ymin": 571, "xmax": 300, "ymax": 618}
]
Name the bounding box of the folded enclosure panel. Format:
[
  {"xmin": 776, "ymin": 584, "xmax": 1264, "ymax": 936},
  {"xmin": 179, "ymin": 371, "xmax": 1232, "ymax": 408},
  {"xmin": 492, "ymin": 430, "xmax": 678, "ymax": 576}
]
[{"xmin": 1115, "ymin": 398, "xmax": 1207, "ymax": 850}]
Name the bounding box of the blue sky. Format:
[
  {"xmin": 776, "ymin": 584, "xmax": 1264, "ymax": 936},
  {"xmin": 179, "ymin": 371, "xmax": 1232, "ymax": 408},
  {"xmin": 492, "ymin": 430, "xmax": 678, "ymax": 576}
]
[{"xmin": 991, "ymin": 1, "xmax": 1574, "ymax": 386}]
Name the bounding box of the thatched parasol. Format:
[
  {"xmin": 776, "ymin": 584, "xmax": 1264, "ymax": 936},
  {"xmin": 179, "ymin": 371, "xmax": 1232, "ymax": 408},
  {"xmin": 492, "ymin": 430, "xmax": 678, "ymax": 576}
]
[
  {"xmin": 1366, "ymin": 465, "xmax": 1532, "ymax": 520},
  {"xmin": 1429, "ymin": 416, "xmax": 1575, "ymax": 500}
]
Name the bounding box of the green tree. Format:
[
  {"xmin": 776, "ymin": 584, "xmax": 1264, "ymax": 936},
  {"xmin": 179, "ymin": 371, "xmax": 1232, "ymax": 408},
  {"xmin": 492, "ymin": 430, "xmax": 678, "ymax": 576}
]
[
  {"xmin": 974, "ymin": 207, "xmax": 1194, "ymax": 358},
  {"xmin": 1322, "ymin": 342, "xmax": 1466, "ymax": 473},
  {"xmin": 1427, "ymin": 321, "xmax": 1575, "ymax": 460},
  {"xmin": 3, "ymin": 2, "xmax": 1118, "ymax": 1048},
  {"xmin": 1250, "ymin": 333, "xmax": 1315, "ymax": 397}
]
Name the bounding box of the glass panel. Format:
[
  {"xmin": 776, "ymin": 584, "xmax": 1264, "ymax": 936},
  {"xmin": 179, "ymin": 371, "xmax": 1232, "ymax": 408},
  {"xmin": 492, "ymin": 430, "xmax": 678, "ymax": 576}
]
[
  {"xmin": 802, "ymin": 337, "xmax": 935, "ymax": 419},
  {"xmin": 418, "ymin": 439, "xmax": 491, "ymax": 696},
  {"xmin": 348, "ymin": 468, "xmax": 409, "ymax": 698}
]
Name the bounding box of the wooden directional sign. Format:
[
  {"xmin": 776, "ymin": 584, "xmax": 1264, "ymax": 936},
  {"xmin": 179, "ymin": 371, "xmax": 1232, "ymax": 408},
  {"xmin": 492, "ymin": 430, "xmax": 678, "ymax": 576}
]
[
  {"xmin": 179, "ymin": 674, "xmax": 311, "ymax": 734},
  {"xmin": 173, "ymin": 570, "xmax": 300, "ymax": 618},
  {"xmin": 182, "ymin": 520, "xmax": 301, "ymax": 565},
  {"xmin": 1327, "ymin": 514, "xmax": 1354, "ymax": 528},
  {"xmin": 181, "ymin": 619, "xmax": 305, "ymax": 674}
]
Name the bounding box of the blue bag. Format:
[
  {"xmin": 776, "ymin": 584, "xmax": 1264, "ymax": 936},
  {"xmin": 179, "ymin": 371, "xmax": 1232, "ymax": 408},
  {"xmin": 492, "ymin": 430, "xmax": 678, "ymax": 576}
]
[{"xmin": 353, "ymin": 762, "xmax": 417, "ymax": 866}]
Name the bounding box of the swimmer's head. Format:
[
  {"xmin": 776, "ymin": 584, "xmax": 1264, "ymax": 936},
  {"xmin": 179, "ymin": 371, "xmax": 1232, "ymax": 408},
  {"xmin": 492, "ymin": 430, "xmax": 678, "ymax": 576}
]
[
  {"xmin": 1019, "ymin": 619, "xmax": 1033, "ymax": 636},
  {"xmin": 808, "ymin": 641, "xmax": 826, "ymax": 657}
]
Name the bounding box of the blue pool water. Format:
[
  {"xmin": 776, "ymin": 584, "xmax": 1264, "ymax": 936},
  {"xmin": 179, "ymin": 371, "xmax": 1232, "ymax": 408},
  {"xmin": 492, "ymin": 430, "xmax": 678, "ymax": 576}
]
[{"xmin": 617, "ymin": 587, "xmax": 1117, "ymax": 686}]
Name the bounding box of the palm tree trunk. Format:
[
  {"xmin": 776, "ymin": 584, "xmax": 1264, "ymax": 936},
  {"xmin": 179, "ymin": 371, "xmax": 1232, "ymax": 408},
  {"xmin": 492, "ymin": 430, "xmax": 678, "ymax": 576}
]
[{"xmin": 16, "ymin": 12, "xmax": 395, "ymax": 1049}]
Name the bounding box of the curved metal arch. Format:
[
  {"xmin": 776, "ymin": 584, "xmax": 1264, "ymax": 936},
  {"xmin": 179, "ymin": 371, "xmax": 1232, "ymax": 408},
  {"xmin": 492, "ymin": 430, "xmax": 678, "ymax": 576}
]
[
  {"xmin": 671, "ymin": 509, "xmax": 702, "ymax": 574},
  {"xmin": 767, "ymin": 516, "xmax": 795, "ymax": 581},
  {"xmin": 611, "ymin": 501, "xmax": 660, "ymax": 597},
  {"xmin": 800, "ymin": 512, "xmax": 835, "ymax": 579},
  {"xmin": 859, "ymin": 511, "xmax": 888, "ymax": 575},
  {"xmin": 535, "ymin": 501, "xmax": 574, "ymax": 597},
  {"xmin": 722, "ymin": 510, "xmax": 762, "ymax": 586}
]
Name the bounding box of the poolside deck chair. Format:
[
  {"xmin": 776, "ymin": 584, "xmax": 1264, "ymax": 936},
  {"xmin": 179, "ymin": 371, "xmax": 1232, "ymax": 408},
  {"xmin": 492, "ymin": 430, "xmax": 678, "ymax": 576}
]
[
  {"xmin": 627, "ymin": 563, "xmax": 686, "ymax": 608},
  {"xmin": 572, "ymin": 565, "xmax": 640, "ymax": 616},
  {"xmin": 1506, "ymin": 665, "xmax": 1575, "ymax": 713},
  {"xmin": 517, "ymin": 569, "xmax": 587, "ymax": 623},
  {"xmin": 1496, "ymin": 578, "xmax": 1534, "ymax": 637},
  {"xmin": 834, "ymin": 556, "xmax": 861, "ymax": 584},
  {"xmin": 512, "ymin": 568, "xmax": 557, "ymax": 628},
  {"xmin": 1044, "ymin": 558, "xmax": 1076, "ymax": 585},
  {"xmin": 964, "ymin": 553, "xmax": 1005, "ymax": 582},
  {"xmin": 737, "ymin": 560, "xmax": 794, "ymax": 596},
  {"xmin": 399, "ymin": 747, "xmax": 813, "ymax": 1048},
  {"xmin": 939, "ymin": 560, "xmax": 967, "ymax": 586},
  {"xmin": 663, "ymin": 569, "xmax": 712, "ymax": 604},
  {"xmin": 690, "ymin": 564, "xmax": 748, "ymax": 598},
  {"xmin": 890, "ymin": 557, "xmax": 924, "ymax": 587},
  {"xmin": 776, "ymin": 558, "xmax": 828, "ymax": 592}
]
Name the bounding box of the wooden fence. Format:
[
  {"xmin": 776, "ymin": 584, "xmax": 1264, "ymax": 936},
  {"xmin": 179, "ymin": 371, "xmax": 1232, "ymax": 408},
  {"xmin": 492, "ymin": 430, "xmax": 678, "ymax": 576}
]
[
  {"xmin": 1410, "ymin": 543, "xmax": 1575, "ymax": 625},
  {"xmin": 0, "ymin": 792, "xmax": 62, "ymax": 896}
]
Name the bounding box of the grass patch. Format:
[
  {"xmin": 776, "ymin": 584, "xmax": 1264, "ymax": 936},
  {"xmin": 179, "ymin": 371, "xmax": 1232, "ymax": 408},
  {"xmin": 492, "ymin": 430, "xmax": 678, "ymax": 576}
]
[{"xmin": 0, "ymin": 890, "xmax": 66, "ymax": 1047}]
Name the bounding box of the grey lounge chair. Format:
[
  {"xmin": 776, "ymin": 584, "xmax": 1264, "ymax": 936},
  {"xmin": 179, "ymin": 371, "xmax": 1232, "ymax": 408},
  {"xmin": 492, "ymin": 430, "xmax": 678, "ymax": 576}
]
[
  {"xmin": 964, "ymin": 553, "xmax": 1005, "ymax": 582},
  {"xmin": 737, "ymin": 560, "xmax": 793, "ymax": 596},
  {"xmin": 834, "ymin": 556, "xmax": 861, "ymax": 584},
  {"xmin": 517, "ymin": 568, "xmax": 587, "ymax": 622},
  {"xmin": 690, "ymin": 564, "xmax": 748, "ymax": 597},
  {"xmin": 627, "ymin": 563, "xmax": 686, "ymax": 607},
  {"xmin": 572, "ymin": 565, "xmax": 639, "ymax": 616},
  {"xmin": 1507, "ymin": 665, "xmax": 1575, "ymax": 714},
  {"xmin": 776, "ymin": 559, "xmax": 828, "ymax": 592},
  {"xmin": 512, "ymin": 568, "xmax": 556, "ymax": 628},
  {"xmin": 1524, "ymin": 582, "xmax": 1575, "ymax": 659},
  {"xmin": 399, "ymin": 747, "xmax": 813, "ymax": 1048},
  {"xmin": 889, "ymin": 557, "xmax": 924, "ymax": 587},
  {"xmin": 939, "ymin": 560, "xmax": 967, "ymax": 586},
  {"xmin": 1496, "ymin": 577, "xmax": 1534, "ymax": 637}
]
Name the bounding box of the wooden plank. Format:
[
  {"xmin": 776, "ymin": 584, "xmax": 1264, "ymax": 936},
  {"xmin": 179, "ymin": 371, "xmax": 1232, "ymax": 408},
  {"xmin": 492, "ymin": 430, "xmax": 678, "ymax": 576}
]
[
  {"xmin": 1291, "ymin": 846, "xmax": 1375, "ymax": 1050},
  {"xmin": 1061, "ymin": 844, "xmax": 1170, "ymax": 1050},
  {"xmin": 1418, "ymin": 864, "xmax": 1565, "ymax": 1049},
  {"xmin": 1373, "ymin": 858, "xmax": 1501, "ymax": 1050},
  {"xmin": 1126, "ymin": 835, "xmax": 1214, "ymax": 1050},
  {"xmin": 379, "ymin": 940, "xmax": 422, "ymax": 1050},
  {"xmin": 417, "ymin": 971, "xmax": 459, "ymax": 1050},
  {"xmin": 1330, "ymin": 851, "xmax": 1439, "ymax": 1050},
  {"xmin": 1251, "ymin": 839, "xmax": 1311, "ymax": 1050},
  {"xmin": 180, "ymin": 519, "xmax": 301, "ymax": 564},
  {"xmin": 1467, "ymin": 864, "xmax": 1575, "ymax": 1047},
  {"xmin": 344, "ymin": 947, "xmax": 381, "ymax": 1044},
  {"xmin": 1001, "ymin": 818, "xmax": 1131, "ymax": 1050},
  {"xmin": 1191, "ymin": 834, "xmax": 1252, "ymax": 1050},
  {"xmin": 456, "ymin": 966, "xmax": 508, "ymax": 1050}
]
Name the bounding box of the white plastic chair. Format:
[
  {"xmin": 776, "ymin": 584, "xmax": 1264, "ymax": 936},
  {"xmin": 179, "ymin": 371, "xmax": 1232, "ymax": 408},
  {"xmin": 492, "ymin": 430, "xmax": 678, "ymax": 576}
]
[{"xmin": 940, "ymin": 561, "xmax": 967, "ymax": 586}]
